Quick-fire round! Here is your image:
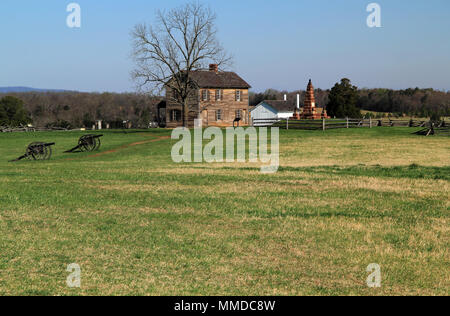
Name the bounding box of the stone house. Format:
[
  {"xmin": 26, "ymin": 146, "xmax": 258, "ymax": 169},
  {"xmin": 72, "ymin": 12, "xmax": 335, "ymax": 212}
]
[{"xmin": 165, "ymin": 64, "xmax": 251, "ymax": 128}]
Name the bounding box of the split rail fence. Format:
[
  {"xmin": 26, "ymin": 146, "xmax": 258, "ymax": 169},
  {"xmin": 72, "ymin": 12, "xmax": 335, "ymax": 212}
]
[
  {"xmin": 251, "ymin": 118, "xmax": 450, "ymax": 136},
  {"xmin": 0, "ymin": 126, "xmax": 99, "ymax": 133}
]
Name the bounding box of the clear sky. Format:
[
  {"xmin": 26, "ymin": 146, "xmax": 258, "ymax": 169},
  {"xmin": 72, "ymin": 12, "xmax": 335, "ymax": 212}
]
[{"xmin": 0, "ymin": 0, "xmax": 449, "ymax": 92}]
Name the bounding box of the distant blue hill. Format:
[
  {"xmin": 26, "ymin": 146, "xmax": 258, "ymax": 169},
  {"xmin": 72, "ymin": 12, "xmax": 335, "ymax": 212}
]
[{"xmin": 0, "ymin": 87, "xmax": 74, "ymax": 93}]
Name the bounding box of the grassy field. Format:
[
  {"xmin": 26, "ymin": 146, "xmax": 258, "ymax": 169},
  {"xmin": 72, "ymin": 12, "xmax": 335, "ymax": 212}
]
[{"xmin": 0, "ymin": 127, "xmax": 448, "ymax": 296}]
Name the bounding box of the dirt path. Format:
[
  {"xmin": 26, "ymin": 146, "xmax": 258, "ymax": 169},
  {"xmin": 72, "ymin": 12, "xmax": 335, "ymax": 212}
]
[
  {"xmin": 62, "ymin": 134, "xmax": 171, "ymax": 161},
  {"xmin": 88, "ymin": 135, "xmax": 171, "ymax": 158}
]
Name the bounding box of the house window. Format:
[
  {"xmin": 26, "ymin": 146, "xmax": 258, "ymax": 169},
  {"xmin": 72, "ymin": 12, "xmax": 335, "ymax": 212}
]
[
  {"xmin": 215, "ymin": 89, "xmax": 223, "ymax": 101},
  {"xmin": 216, "ymin": 110, "xmax": 223, "ymax": 121},
  {"xmin": 202, "ymin": 89, "xmax": 209, "ymax": 101},
  {"xmin": 173, "ymin": 89, "xmax": 180, "ymax": 101},
  {"xmin": 235, "ymin": 110, "xmax": 242, "ymax": 119},
  {"xmin": 171, "ymin": 110, "xmax": 182, "ymax": 122},
  {"xmin": 235, "ymin": 90, "xmax": 242, "ymax": 102}
]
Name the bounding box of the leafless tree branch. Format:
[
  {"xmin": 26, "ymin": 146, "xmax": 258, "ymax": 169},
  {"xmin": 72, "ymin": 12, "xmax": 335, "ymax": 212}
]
[{"xmin": 131, "ymin": 2, "xmax": 232, "ymax": 127}]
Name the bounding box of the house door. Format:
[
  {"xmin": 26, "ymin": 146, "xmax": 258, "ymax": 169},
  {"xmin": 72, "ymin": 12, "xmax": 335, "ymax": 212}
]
[
  {"xmin": 242, "ymin": 110, "xmax": 247, "ymax": 124},
  {"xmin": 201, "ymin": 110, "xmax": 208, "ymax": 126}
]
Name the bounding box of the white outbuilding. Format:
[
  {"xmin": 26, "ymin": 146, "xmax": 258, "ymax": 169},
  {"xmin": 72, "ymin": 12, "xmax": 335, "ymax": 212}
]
[{"xmin": 250, "ymin": 99, "xmax": 296, "ymax": 122}]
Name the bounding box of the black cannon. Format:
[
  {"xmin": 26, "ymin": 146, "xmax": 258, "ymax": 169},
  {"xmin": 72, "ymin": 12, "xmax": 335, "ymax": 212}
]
[
  {"xmin": 65, "ymin": 134, "xmax": 103, "ymax": 153},
  {"xmin": 9, "ymin": 142, "xmax": 56, "ymax": 162}
]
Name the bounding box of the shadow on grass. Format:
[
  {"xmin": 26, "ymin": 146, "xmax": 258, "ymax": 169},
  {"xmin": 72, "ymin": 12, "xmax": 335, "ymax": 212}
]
[
  {"xmin": 279, "ymin": 164, "xmax": 450, "ymax": 181},
  {"xmin": 215, "ymin": 164, "xmax": 450, "ymax": 181}
]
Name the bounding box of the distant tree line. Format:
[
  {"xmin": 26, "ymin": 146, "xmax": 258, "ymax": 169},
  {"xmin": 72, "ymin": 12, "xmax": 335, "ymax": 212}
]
[
  {"xmin": 250, "ymin": 80, "xmax": 450, "ymax": 119},
  {"xmin": 0, "ymin": 92, "xmax": 162, "ymax": 128},
  {"xmin": 356, "ymin": 88, "xmax": 450, "ymax": 119},
  {"xmin": 2, "ymin": 79, "xmax": 449, "ymax": 128}
]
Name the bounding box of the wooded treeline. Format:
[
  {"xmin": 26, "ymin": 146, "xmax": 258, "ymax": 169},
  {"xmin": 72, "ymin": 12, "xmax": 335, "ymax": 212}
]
[
  {"xmin": 250, "ymin": 87, "xmax": 450, "ymax": 118},
  {"xmin": 0, "ymin": 92, "xmax": 162, "ymax": 128},
  {"xmin": 2, "ymin": 85, "xmax": 449, "ymax": 128}
]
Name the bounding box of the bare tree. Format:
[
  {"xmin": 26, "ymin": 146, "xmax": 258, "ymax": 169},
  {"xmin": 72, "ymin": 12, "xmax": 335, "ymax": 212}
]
[{"xmin": 131, "ymin": 2, "xmax": 231, "ymax": 127}]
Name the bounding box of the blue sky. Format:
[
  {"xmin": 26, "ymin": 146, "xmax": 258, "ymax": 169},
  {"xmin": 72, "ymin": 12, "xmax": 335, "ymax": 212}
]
[{"xmin": 0, "ymin": 0, "xmax": 449, "ymax": 92}]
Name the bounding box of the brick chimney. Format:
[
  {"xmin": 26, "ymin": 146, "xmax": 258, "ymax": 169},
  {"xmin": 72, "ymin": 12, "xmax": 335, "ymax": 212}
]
[{"xmin": 209, "ymin": 64, "xmax": 218, "ymax": 73}]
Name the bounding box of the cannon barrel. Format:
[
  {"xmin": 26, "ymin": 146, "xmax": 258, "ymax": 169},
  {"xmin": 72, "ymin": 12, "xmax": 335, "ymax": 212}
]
[{"xmin": 32, "ymin": 142, "xmax": 56, "ymax": 147}]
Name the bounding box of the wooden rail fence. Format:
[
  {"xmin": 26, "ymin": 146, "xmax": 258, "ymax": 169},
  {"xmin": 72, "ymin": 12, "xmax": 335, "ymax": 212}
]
[
  {"xmin": 414, "ymin": 121, "xmax": 450, "ymax": 136},
  {"xmin": 251, "ymin": 118, "xmax": 450, "ymax": 136},
  {"xmin": 0, "ymin": 126, "xmax": 89, "ymax": 133}
]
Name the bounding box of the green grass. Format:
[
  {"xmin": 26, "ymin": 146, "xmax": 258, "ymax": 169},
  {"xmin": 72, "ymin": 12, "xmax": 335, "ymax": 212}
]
[{"xmin": 0, "ymin": 127, "xmax": 448, "ymax": 296}]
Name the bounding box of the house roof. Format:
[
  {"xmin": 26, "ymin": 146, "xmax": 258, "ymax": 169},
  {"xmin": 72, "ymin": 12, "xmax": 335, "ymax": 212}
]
[
  {"xmin": 258, "ymin": 100, "xmax": 296, "ymax": 113},
  {"xmin": 189, "ymin": 71, "xmax": 251, "ymax": 89}
]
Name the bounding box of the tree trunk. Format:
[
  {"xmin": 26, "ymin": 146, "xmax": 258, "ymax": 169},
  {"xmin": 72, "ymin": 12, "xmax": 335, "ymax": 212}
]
[{"xmin": 183, "ymin": 99, "xmax": 189, "ymax": 128}]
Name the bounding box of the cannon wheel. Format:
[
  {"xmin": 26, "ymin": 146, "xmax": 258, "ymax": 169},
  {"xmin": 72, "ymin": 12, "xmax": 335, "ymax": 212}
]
[
  {"xmin": 44, "ymin": 143, "xmax": 53, "ymax": 160},
  {"xmin": 93, "ymin": 137, "xmax": 101, "ymax": 151},
  {"xmin": 26, "ymin": 142, "xmax": 51, "ymax": 160},
  {"xmin": 79, "ymin": 135, "xmax": 96, "ymax": 152}
]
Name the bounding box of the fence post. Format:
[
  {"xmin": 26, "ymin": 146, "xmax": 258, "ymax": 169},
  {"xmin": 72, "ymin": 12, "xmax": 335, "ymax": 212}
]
[
  {"xmin": 346, "ymin": 117, "xmax": 349, "ymax": 129},
  {"xmin": 286, "ymin": 117, "xmax": 289, "ymax": 130},
  {"xmin": 369, "ymin": 117, "xmax": 372, "ymax": 128},
  {"xmin": 322, "ymin": 118, "xmax": 326, "ymax": 131}
]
